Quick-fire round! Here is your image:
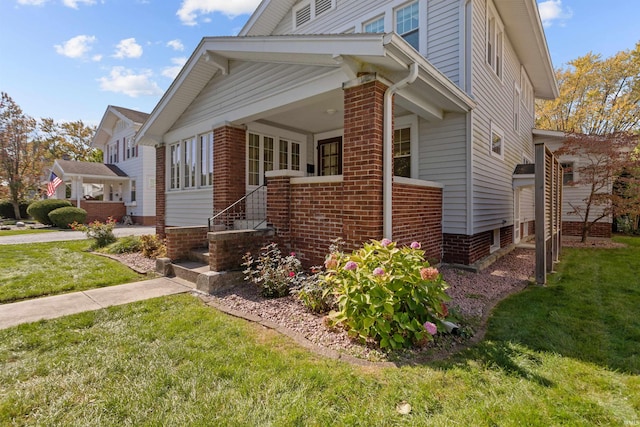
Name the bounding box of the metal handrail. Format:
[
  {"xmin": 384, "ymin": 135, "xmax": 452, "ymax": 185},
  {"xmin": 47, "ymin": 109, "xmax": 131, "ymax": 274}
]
[{"xmin": 208, "ymin": 185, "xmax": 267, "ymax": 232}]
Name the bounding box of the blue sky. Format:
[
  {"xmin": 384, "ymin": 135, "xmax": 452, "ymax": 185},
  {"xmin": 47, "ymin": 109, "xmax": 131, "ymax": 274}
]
[{"xmin": 0, "ymin": 0, "xmax": 638, "ymax": 126}]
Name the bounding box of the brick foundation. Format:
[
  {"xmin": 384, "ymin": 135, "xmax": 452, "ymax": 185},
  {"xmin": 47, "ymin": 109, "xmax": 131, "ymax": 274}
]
[
  {"xmin": 443, "ymin": 225, "xmax": 515, "ymax": 265},
  {"xmin": 562, "ymin": 221, "xmax": 612, "ymax": 238},
  {"xmin": 131, "ymin": 215, "xmax": 156, "ymax": 226},
  {"xmin": 208, "ymin": 229, "xmax": 274, "ymax": 271},
  {"xmin": 392, "ymin": 180, "xmax": 443, "ymax": 263},
  {"xmin": 79, "ymin": 201, "xmax": 126, "ymax": 223},
  {"xmin": 165, "ymin": 226, "xmax": 209, "ymax": 261}
]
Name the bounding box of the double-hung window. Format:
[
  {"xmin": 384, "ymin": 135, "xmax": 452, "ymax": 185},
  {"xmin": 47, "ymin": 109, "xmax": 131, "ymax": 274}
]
[
  {"xmin": 200, "ymin": 133, "xmax": 213, "ymax": 186},
  {"xmin": 364, "ymin": 16, "xmax": 385, "ymax": 33},
  {"xmin": 396, "ymin": 2, "xmax": 419, "ymax": 51},
  {"xmin": 486, "ymin": 1, "xmax": 504, "ymax": 78},
  {"xmin": 169, "ymin": 142, "xmax": 181, "ymax": 190},
  {"xmin": 394, "ymin": 127, "xmax": 412, "ymax": 178},
  {"xmin": 561, "ymin": 162, "xmax": 574, "ymax": 185},
  {"xmin": 183, "ymin": 137, "xmax": 197, "ymax": 189},
  {"xmin": 490, "ymin": 122, "xmax": 504, "ymax": 159}
]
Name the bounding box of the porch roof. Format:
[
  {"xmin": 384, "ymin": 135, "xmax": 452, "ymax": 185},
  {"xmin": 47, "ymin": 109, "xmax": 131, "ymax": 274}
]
[
  {"xmin": 53, "ymin": 159, "xmax": 128, "ymax": 181},
  {"xmin": 136, "ymin": 33, "xmax": 476, "ymax": 146}
]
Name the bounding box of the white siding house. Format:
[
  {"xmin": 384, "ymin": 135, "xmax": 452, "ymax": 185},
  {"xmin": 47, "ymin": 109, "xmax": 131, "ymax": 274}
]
[{"xmin": 138, "ymin": 0, "xmax": 558, "ymax": 266}]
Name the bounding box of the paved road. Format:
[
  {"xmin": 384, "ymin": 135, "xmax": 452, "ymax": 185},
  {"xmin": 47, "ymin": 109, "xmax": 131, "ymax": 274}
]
[{"xmin": 0, "ymin": 225, "xmax": 155, "ymax": 245}]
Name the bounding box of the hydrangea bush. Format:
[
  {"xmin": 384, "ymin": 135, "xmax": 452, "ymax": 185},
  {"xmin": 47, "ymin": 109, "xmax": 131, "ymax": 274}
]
[{"xmin": 323, "ymin": 238, "xmax": 450, "ymax": 349}]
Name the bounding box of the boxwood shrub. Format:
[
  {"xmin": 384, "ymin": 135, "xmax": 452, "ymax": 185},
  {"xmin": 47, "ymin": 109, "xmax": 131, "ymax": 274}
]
[
  {"xmin": 27, "ymin": 199, "xmax": 73, "ymax": 225},
  {"xmin": 0, "ymin": 199, "xmax": 31, "ymax": 219},
  {"xmin": 48, "ymin": 206, "xmax": 87, "ymax": 229}
]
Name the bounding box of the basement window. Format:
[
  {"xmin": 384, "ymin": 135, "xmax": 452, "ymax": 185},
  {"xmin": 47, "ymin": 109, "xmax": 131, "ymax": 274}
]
[{"xmin": 490, "ymin": 229, "xmax": 500, "ymax": 253}]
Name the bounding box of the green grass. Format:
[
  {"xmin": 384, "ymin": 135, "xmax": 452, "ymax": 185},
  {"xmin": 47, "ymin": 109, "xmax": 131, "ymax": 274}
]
[
  {"xmin": 0, "ymin": 237, "xmax": 639, "ymax": 425},
  {"xmin": 0, "ymin": 240, "xmax": 145, "ymax": 304}
]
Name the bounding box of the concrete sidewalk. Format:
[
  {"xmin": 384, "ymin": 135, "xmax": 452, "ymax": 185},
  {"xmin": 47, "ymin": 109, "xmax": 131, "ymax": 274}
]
[
  {"xmin": 0, "ymin": 225, "xmax": 155, "ymax": 245},
  {"xmin": 0, "ymin": 277, "xmax": 194, "ymax": 330}
]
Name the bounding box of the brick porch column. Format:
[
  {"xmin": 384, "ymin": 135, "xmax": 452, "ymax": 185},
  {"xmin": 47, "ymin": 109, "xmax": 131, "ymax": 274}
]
[
  {"xmin": 155, "ymin": 144, "xmax": 166, "ymax": 239},
  {"xmin": 342, "ymin": 75, "xmax": 387, "ymax": 248},
  {"xmin": 213, "ymin": 125, "xmax": 246, "ymax": 212}
]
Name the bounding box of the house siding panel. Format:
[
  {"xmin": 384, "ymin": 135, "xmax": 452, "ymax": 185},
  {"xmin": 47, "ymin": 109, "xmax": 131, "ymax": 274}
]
[
  {"xmin": 165, "ymin": 189, "xmax": 214, "ymax": 227},
  {"xmin": 418, "ymin": 113, "xmax": 467, "ymax": 235},
  {"xmin": 470, "ymin": 0, "xmax": 536, "ymax": 235}
]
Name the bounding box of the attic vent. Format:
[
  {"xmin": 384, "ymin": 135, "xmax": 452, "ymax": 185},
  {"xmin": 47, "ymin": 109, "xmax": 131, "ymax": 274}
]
[
  {"xmin": 315, "ymin": 0, "xmax": 332, "ymax": 15},
  {"xmin": 295, "ymin": 4, "xmax": 311, "ymax": 27}
]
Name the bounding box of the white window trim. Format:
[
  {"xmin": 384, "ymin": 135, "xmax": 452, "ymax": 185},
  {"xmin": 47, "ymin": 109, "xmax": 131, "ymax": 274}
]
[
  {"xmin": 395, "ymin": 114, "xmax": 419, "ymax": 179},
  {"xmin": 486, "ymin": 0, "xmax": 504, "ymax": 80},
  {"xmin": 167, "ymin": 132, "xmax": 214, "ymax": 191},
  {"xmin": 490, "ymin": 121, "xmax": 505, "ymax": 160},
  {"xmin": 490, "ymin": 229, "xmax": 501, "ymax": 253},
  {"xmin": 561, "ymin": 160, "xmax": 577, "ymax": 186},
  {"xmin": 520, "ymin": 66, "xmax": 534, "ymax": 114},
  {"xmin": 292, "ymin": 0, "xmax": 336, "ymax": 30},
  {"xmin": 363, "ymin": 15, "xmax": 385, "ymax": 33}
]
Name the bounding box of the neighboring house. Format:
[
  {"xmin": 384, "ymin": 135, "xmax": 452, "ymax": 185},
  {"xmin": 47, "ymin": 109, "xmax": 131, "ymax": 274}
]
[
  {"xmin": 137, "ymin": 0, "xmax": 558, "ymax": 268},
  {"xmin": 50, "ymin": 106, "xmax": 156, "ymax": 225},
  {"xmin": 533, "ymin": 129, "xmax": 613, "ymax": 238}
]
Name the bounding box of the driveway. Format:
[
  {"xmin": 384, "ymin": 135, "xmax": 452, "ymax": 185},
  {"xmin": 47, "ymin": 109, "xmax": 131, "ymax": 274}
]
[{"xmin": 0, "ymin": 225, "xmax": 155, "ymax": 245}]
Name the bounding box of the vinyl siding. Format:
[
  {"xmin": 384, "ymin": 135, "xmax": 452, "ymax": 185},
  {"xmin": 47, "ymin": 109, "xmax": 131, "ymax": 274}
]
[
  {"xmin": 165, "ymin": 188, "xmax": 214, "ymax": 227},
  {"xmin": 427, "ymin": 0, "xmax": 460, "ymax": 86},
  {"xmin": 168, "ymin": 61, "xmax": 335, "ymax": 140},
  {"xmin": 418, "ymin": 113, "xmax": 467, "ymax": 234},
  {"xmin": 469, "ymin": 0, "xmax": 536, "ymax": 234}
]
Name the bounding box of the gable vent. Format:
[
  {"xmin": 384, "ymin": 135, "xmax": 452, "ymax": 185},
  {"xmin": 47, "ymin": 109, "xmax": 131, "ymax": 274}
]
[
  {"xmin": 315, "ymin": 0, "xmax": 332, "ymax": 16},
  {"xmin": 295, "ymin": 4, "xmax": 311, "ymax": 27}
]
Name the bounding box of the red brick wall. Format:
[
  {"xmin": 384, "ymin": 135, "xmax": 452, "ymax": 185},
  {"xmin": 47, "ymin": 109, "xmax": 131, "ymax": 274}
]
[
  {"xmin": 443, "ymin": 231, "xmax": 492, "ymax": 265},
  {"xmin": 392, "ymin": 182, "xmax": 443, "ymax": 263},
  {"xmin": 209, "ymin": 229, "xmax": 274, "ymax": 271},
  {"xmin": 290, "ymin": 180, "xmax": 345, "ymax": 267},
  {"xmin": 79, "ymin": 201, "xmax": 126, "ymax": 224},
  {"xmin": 131, "ymin": 215, "xmax": 155, "ymax": 226},
  {"xmin": 500, "ymin": 225, "xmax": 513, "ymax": 248},
  {"xmin": 342, "ymin": 78, "xmax": 386, "ymax": 248},
  {"xmin": 165, "ymin": 226, "xmax": 209, "ymax": 261},
  {"xmin": 213, "ymin": 126, "xmax": 246, "ymax": 212},
  {"xmin": 562, "ymin": 221, "xmax": 612, "ymax": 238},
  {"xmin": 156, "ymin": 145, "xmax": 166, "ymax": 239}
]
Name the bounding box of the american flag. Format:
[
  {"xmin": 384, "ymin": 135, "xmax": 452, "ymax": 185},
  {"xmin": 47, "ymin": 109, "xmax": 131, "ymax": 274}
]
[{"xmin": 47, "ymin": 172, "xmax": 63, "ymax": 197}]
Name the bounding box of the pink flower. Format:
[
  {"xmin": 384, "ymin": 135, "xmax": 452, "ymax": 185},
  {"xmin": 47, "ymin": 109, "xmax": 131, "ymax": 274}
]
[
  {"xmin": 373, "ymin": 267, "xmax": 385, "ymax": 276},
  {"xmin": 420, "ymin": 267, "xmax": 439, "ymax": 281},
  {"xmin": 380, "ymin": 238, "xmax": 392, "ymax": 247},
  {"xmin": 324, "ymin": 255, "xmax": 338, "ymax": 270},
  {"xmin": 290, "ymin": 252, "xmax": 296, "ymax": 257},
  {"xmin": 424, "ymin": 321, "xmax": 437, "ymax": 336},
  {"xmin": 288, "ymin": 271, "xmax": 295, "ymax": 277},
  {"xmin": 344, "ymin": 261, "xmax": 358, "ymax": 271},
  {"xmin": 410, "ymin": 241, "xmax": 421, "ymax": 249}
]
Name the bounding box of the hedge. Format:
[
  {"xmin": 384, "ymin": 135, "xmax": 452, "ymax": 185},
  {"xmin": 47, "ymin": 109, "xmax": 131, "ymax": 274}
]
[
  {"xmin": 27, "ymin": 200, "xmax": 73, "ymax": 225},
  {"xmin": 48, "ymin": 206, "xmax": 87, "ymax": 229}
]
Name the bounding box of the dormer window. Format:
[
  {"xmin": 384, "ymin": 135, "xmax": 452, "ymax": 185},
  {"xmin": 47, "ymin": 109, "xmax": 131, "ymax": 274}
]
[{"xmin": 293, "ymin": 0, "xmax": 335, "ymax": 29}]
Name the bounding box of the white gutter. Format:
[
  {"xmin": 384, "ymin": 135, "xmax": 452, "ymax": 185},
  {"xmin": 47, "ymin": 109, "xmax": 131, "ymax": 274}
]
[{"xmin": 383, "ymin": 62, "xmax": 419, "ymax": 240}]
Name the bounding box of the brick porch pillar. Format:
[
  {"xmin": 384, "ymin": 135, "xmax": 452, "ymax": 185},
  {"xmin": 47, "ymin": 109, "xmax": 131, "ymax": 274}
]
[
  {"xmin": 342, "ymin": 75, "xmax": 387, "ymax": 248},
  {"xmin": 155, "ymin": 144, "xmax": 166, "ymax": 239},
  {"xmin": 213, "ymin": 125, "xmax": 247, "ymax": 213}
]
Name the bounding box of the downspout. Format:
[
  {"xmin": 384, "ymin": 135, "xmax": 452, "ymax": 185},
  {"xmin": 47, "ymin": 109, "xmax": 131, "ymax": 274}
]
[{"xmin": 383, "ymin": 62, "xmax": 419, "ymax": 240}]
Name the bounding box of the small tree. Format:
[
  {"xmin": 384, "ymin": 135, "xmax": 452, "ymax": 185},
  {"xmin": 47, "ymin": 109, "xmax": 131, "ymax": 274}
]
[{"xmin": 555, "ymin": 132, "xmax": 640, "ymax": 242}]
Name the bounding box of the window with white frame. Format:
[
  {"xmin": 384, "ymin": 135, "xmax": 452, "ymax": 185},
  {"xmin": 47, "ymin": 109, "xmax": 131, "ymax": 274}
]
[
  {"xmin": 394, "ymin": 127, "xmax": 412, "ymax": 178},
  {"xmin": 514, "ymin": 84, "xmax": 521, "ymax": 132},
  {"xmin": 396, "ymin": 2, "xmax": 419, "ymax": 51},
  {"xmin": 521, "ymin": 67, "xmax": 534, "ymax": 113},
  {"xmin": 364, "ymin": 16, "xmax": 385, "ymax": 33},
  {"xmin": 200, "ymin": 133, "xmax": 213, "ymax": 187},
  {"xmin": 561, "ymin": 162, "xmax": 574, "ymax": 185},
  {"xmin": 183, "ymin": 137, "xmax": 197, "ymax": 188},
  {"xmin": 169, "ymin": 142, "xmax": 181, "ymax": 190},
  {"xmin": 248, "ymin": 132, "xmax": 302, "ymax": 186},
  {"xmin": 490, "ymin": 122, "xmax": 504, "ymax": 159},
  {"xmin": 293, "ymin": 0, "xmax": 335, "ymax": 29},
  {"xmin": 130, "ymin": 180, "xmax": 136, "ymax": 202},
  {"xmin": 490, "ymin": 229, "xmax": 501, "ymax": 252},
  {"xmin": 486, "ymin": 1, "xmax": 503, "ymax": 78}
]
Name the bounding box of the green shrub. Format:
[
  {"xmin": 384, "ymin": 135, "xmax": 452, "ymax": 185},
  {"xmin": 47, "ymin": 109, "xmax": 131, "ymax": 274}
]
[
  {"xmin": 242, "ymin": 243, "xmax": 303, "ymax": 298},
  {"xmin": 27, "ymin": 199, "xmax": 72, "ymax": 225},
  {"xmin": 48, "ymin": 207, "xmax": 87, "ymax": 229},
  {"xmin": 294, "ymin": 271, "xmax": 335, "ymax": 314},
  {"xmin": 0, "ymin": 199, "xmax": 31, "ymax": 219},
  {"xmin": 323, "ymin": 239, "xmax": 450, "ymax": 349},
  {"xmin": 104, "ymin": 235, "xmax": 142, "ymax": 254},
  {"xmin": 139, "ymin": 234, "xmax": 166, "ymax": 258},
  {"xmin": 71, "ymin": 217, "xmax": 116, "ymax": 248}
]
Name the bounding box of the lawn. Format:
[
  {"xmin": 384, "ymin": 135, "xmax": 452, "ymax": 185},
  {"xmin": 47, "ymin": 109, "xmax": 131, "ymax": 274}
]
[
  {"xmin": 0, "ymin": 240, "xmax": 146, "ymax": 304},
  {"xmin": 0, "ymin": 237, "xmax": 638, "ymax": 425},
  {"xmin": 0, "ymin": 228, "xmax": 56, "ymax": 237}
]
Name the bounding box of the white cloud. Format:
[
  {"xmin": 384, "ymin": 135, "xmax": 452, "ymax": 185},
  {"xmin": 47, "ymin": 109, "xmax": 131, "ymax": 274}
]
[
  {"xmin": 113, "ymin": 38, "xmax": 143, "ymax": 59},
  {"xmin": 17, "ymin": 0, "xmax": 48, "ymax": 5},
  {"xmin": 162, "ymin": 57, "xmax": 187, "ymax": 79},
  {"xmin": 538, "ymin": 0, "xmax": 573, "ymax": 27},
  {"xmin": 62, "ymin": 0, "xmax": 96, "ymax": 9},
  {"xmin": 98, "ymin": 67, "xmax": 163, "ymax": 97},
  {"xmin": 176, "ymin": 0, "xmax": 260, "ymax": 26},
  {"xmin": 54, "ymin": 35, "xmax": 97, "ymax": 59},
  {"xmin": 167, "ymin": 39, "xmax": 185, "ymax": 51}
]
